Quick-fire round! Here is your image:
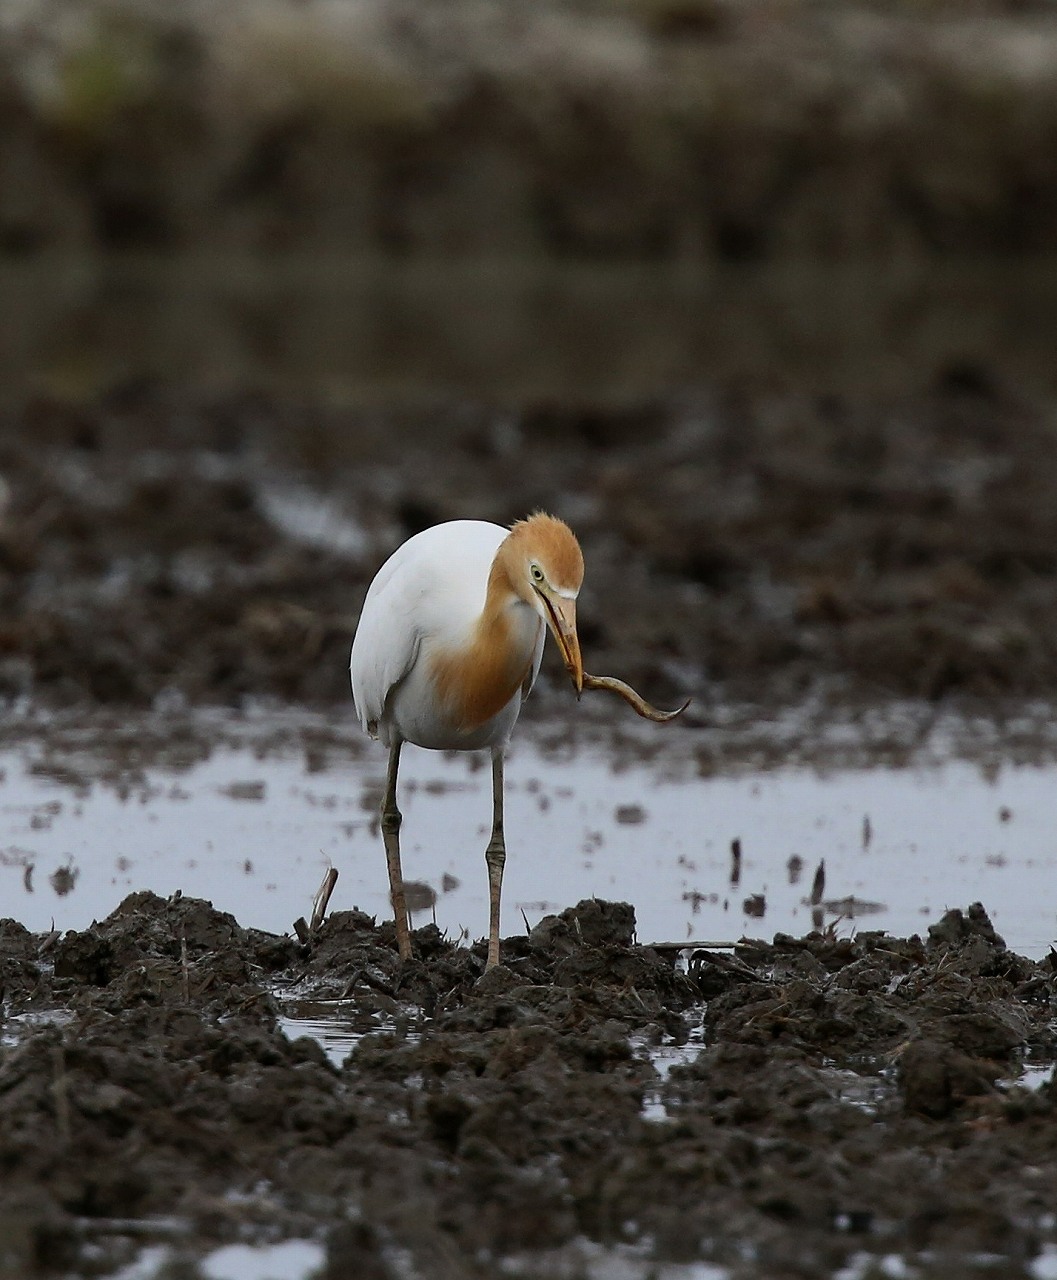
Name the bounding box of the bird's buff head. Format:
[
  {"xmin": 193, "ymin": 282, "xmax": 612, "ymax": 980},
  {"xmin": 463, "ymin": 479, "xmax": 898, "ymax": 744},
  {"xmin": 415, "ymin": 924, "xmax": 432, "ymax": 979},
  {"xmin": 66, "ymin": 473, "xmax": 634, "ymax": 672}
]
[{"xmin": 505, "ymin": 513, "xmax": 584, "ymax": 695}]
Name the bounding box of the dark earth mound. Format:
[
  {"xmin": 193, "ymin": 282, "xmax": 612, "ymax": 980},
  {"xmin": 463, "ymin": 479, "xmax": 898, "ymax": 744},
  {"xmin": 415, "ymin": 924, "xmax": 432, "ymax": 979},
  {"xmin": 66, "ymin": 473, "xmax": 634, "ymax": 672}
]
[{"xmin": 1, "ymin": 892, "xmax": 1056, "ymax": 1277}]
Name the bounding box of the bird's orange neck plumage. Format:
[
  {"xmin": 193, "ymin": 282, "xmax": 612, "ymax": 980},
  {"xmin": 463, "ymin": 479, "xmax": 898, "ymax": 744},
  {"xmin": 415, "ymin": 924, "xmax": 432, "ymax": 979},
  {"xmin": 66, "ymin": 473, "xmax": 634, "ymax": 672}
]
[{"xmin": 429, "ymin": 538, "xmax": 538, "ymax": 732}]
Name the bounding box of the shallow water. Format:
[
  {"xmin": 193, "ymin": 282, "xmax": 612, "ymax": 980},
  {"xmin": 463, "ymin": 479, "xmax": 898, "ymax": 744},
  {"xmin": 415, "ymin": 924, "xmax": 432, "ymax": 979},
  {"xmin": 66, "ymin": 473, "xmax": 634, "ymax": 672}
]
[
  {"xmin": 112, "ymin": 1239, "xmax": 326, "ymax": 1280},
  {"xmin": 1, "ymin": 716, "xmax": 1055, "ymax": 958},
  {"xmin": 276, "ymin": 1000, "xmax": 411, "ymax": 1067}
]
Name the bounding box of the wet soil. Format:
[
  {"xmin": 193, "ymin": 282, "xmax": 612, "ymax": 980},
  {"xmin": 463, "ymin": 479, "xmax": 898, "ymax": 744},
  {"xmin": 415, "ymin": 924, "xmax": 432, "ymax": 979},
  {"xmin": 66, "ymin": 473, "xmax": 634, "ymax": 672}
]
[
  {"xmin": 2, "ymin": 892, "xmax": 1055, "ymax": 1277},
  {"xmin": 4, "ymin": 382, "xmax": 1057, "ymax": 722},
  {"xmin": 5, "ymin": 10, "xmax": 1057, "ymax": 1273},
  {"xmin": 3, "ymin": 381, "xmax": 1057, "ymax": 1276}
]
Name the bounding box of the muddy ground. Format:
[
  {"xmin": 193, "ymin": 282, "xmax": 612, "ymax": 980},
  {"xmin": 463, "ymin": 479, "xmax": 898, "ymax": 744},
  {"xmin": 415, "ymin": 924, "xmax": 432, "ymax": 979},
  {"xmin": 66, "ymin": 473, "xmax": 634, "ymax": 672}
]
[
  {"xmin": 2, "ymin": 341, "xmax": 1057, "ymax": 1279},
  {"xmin": 6, "ymin": 4, "xmax": 1057, "ymax": 1275},
  {"xmin": 4, "ymin": 381, "xmax": 1057, "ymax": 720},
  {"xmin": 3, "ymin": 389, "xmax": 1057, "ymax": 1279},
  {"xmin": 0, "ymin": 892, "xmax": 1054, "ymax": 1278}
]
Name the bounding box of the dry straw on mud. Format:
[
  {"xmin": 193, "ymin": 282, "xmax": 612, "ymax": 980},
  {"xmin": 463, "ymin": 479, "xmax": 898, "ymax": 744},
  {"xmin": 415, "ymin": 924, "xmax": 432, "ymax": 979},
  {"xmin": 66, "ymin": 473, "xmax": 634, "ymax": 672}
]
[{"xmin": 293, "ymin": 866, "xmax": 340, "ymax": 942}]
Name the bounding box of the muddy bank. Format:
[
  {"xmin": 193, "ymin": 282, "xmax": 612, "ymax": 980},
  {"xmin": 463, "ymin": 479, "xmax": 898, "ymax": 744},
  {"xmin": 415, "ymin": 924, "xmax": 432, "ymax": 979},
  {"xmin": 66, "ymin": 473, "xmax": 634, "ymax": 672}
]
[
  {"xmin": 4, "ymin": 383, "xmax": 1057, "ymax": 719},
  {"xmin": 1, "ymin": 892, "xmax": 1055, "ymax": 1277},
  {"xmin": 4, "ymin": 0, "xmax": 1057, "ymax": 259}
]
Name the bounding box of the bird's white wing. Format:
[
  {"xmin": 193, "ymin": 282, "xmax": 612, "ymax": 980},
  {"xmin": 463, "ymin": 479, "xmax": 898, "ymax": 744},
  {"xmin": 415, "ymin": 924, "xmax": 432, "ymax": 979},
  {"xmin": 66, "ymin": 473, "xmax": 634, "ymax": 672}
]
[
  {"xmin": 350, "ymin": 520, "xmax": 509, "ymax": 739},
  {"xmin": 349, "ymin": 559, "xmax": 424, "ymax": 738}
]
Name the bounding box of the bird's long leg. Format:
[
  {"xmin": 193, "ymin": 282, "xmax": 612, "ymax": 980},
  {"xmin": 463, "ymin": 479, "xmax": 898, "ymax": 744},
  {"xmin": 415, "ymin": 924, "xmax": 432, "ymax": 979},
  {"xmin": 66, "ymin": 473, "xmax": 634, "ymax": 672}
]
[
  {"xmin": 381, "ymin": 740, "xmax": 412, "ymax": 961},
  {"xmin": 484, "ymin": 747, "xmax": 506, "ymax": 970}
]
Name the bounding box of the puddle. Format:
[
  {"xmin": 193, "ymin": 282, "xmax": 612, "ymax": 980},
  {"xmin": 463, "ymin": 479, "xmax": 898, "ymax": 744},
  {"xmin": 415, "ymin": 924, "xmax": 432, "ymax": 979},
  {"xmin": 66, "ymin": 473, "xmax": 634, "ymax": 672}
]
[
  {"xmin": 1017, "ymin": 1065, "xmax": 1054, "ymax": 1091},
  {"xmin": 277, "ymin": 1000, "xmax": 418, "ymax": 1068},
  {"xmin": 200, "ymin": 1240, "xmax": 326, "ymax": 1280},
  {"xmin": 635, "ymin": 1030, "xmax": 898, "ymax": 1126},
  {"xmin": 276, "ymin": 1008, "xmax": 365, "ymax": 1069},
  {"xmin": 633, "ymin": 1025, "xmax": 707, "ymax": 1123},
  {"xmin": 837, "ymin": 1249, "xmax": 1042, "ymax": 1280},
  {"xmin": 1, "ymin": 718, "xmax": 1056, "ymax": 957},
  {"xmin": 0, "ymin": 1007, "xmax": 75, "ymax": 1048},
  {"xmin": 1000, "ymin": 1054, "xmax": 1056, "ymax": 1093},
  {"xmin": 1033, "ymin": 1244, "xmax": 1057, "ymax": 1280},
  {"xmin": 112, "ymin": 1239, "xmax": 325, "ymax": 1280},
  {"xmin": 823, "ymin": 1064, "xmax": 897, "ymax": 1116}
]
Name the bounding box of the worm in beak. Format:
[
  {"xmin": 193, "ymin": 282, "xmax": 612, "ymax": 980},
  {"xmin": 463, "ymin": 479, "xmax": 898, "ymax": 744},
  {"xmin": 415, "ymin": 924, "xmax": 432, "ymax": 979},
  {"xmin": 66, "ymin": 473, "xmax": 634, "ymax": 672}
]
[{"xmin": 581, "ymin": 671, "xmax": 690, "ymax": 723}]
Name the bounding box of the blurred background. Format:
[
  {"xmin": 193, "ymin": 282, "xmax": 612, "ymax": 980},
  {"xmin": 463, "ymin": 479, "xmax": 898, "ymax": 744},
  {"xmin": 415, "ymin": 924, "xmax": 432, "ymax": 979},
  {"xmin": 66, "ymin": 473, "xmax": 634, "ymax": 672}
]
[{"xmin": 3, "ymin": 0, "xmax": 1057, "ymax": 718}]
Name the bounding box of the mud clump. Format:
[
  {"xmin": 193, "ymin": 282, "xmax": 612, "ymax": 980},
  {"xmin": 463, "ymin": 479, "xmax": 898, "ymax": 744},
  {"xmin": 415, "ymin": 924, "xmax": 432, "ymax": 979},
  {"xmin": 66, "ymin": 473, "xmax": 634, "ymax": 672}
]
[
  {"xmin": 2, "ymin": 894, "xmax": 1057, "ymax": 1276},
  {"xmin": 529, "ymin": 897, "xmax": 636, "ymax": 952}
]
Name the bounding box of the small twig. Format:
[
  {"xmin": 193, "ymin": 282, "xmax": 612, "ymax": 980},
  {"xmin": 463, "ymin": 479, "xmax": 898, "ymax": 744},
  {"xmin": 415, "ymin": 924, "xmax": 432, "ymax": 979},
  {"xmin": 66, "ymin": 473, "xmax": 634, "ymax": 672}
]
[
  {"xmin": 275, "ymin": 966, "xmax": 313, "ymax": 990},
  {"xmin": 689, "ymin": 952, "xmax": 761, "ymax": 982},
  {"xmin": 520, "ymin": 907, "xmax": 532, "ymax": 935},
  {"xmin": 359, "ymin": 970, "xmax": 397, "ymax": 999},
  {"xmin": 743, "ymin": 1000, "xmax": 791, "ymax": 1030},
  {"xmin": 193, "ymin": 971, "xmax": 216, "ymax": 997},
  {"xmin": 296, "ymin": 867, "xmax": 340, "ymax": 942},
  {"xmin": 38, "ymin": 929, "xmax": 61, "ymax": 956},
  {"xmin": 310, "ymin": 867, "xmax": 339, "ymax": 932},
  {"xmin": 234, "ymin": 989, "xmax": 271, "ymax": 1012},
  {"xmin": 339, "ymin": 970, "xmax": 364, "ymax": 999},
  {"xmin": 810, "ymin": 859, "xmax": 826, "ymax": 906},
  {"xmin": 730, "ymin": 838, "xmax": 742, "ymax": 888}
]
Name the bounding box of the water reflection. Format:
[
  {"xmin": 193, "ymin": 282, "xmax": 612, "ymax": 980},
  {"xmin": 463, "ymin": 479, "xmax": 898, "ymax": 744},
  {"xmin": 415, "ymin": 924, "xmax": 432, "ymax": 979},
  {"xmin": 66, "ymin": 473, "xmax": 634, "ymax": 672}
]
[{"xmin": 4, "ymin": 257, "xmax": 1057, "ymax": 406}]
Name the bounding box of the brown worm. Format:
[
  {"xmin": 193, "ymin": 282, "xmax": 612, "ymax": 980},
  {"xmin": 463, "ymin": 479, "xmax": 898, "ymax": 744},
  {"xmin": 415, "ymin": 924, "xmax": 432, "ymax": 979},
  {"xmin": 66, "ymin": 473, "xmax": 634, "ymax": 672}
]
[{"xmin": 581, "ymin": 671, "xmax": 691, "ymax": 723}]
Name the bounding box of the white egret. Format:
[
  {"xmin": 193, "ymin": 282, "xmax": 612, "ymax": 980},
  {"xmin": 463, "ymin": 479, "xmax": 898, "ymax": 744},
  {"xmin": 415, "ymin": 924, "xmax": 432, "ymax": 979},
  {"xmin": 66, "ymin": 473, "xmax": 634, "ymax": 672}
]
[
  {"xmin": 350, "ymin": 513, "xmax": 584, "ymax": 969},
  {"xmin": 351, "ymin": 512, "xmax": 687, "ymax": 969}
]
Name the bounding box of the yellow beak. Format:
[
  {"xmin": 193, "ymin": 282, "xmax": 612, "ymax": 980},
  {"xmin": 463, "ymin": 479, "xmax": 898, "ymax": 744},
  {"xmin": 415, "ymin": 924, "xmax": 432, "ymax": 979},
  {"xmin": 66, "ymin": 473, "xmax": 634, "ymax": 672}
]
[{"xmin": 542, "ymin": 594, "xmax": 583, "ymax": 697}]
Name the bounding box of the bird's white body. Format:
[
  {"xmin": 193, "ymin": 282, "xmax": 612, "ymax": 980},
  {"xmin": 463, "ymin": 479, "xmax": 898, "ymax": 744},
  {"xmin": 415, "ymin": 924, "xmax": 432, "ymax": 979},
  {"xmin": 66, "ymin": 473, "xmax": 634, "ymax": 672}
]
[{"xmin": 351, "ymin": 520, "xmax": 545, "ymax": 752}]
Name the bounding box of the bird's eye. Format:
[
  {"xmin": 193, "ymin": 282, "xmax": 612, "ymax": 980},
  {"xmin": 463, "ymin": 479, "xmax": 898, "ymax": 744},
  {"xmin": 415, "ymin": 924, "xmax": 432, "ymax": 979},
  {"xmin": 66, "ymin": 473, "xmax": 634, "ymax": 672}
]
[{"xmin": 530, "ymin": 564, "xmax": 545, "ymax": 584}]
